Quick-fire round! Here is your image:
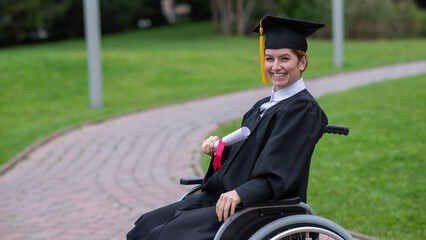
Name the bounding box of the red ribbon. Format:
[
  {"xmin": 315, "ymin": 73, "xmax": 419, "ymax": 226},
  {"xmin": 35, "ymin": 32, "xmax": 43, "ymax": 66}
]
[{"xmin": 213, "ymin": 139, "xmax": 225, "ymax": 172}]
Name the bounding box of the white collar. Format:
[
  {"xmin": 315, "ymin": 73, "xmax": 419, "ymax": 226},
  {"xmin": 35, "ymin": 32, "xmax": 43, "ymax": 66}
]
[
  {"xmin": 259, "ymin": 78, "xmax": 306, "ymax": 116},
  {"xmin": 270, "ymin": 78, "xmax": 306, "ymax": 102}
]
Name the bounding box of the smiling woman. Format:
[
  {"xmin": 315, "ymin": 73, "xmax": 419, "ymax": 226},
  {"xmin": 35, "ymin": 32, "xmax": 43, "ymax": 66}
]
[
  {"xmin": 264, "ymin": 48, "xmax": 308, "ymax": 91},
  {"xmin": 127, "ymin": 16, "xmax": 330, "ymax": 240}
]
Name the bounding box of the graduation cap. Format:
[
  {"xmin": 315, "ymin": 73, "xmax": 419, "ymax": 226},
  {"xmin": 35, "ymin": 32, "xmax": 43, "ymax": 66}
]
[{"xmin": 252, "ymin": 16, "xmax": 325, "ymax": 85}]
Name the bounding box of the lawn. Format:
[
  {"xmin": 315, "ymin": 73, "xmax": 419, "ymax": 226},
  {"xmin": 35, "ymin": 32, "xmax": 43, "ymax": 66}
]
[
  {"xmin": 1, "ymin": 21, "xmax": 425, "ymax": 166},
  {"xmin": 201, "ymin": 74, "xmax": 426, "ymax": 239}
]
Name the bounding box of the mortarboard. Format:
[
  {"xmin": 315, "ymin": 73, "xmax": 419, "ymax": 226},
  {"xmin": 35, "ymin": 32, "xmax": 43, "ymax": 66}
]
[{"xmin": 252, "ymin": 16, "xmax": 325, "ymax": 85}]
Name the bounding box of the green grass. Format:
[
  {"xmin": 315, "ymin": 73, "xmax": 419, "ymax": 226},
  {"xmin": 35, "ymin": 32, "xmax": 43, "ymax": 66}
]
[
  {"xmin": 1, "ymin": 21, "xmax": 425, "ymax": 165},
  {"xmin": 200, "ymin": 74, "xmax": 426, "ymax": 239}
]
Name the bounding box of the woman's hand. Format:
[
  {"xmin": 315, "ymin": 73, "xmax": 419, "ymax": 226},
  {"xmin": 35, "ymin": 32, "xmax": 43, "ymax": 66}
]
[
  {"xmin": 216, "ymin": 190, "xmax": 242, "ymax": 222},
  {"xmin": 201, "ymin": 136, "xmax": 219, "ymax": 156}
]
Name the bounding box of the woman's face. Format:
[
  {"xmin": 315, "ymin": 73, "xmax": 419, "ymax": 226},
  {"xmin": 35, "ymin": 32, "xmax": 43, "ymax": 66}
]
[{"xmin": 264, "ymin": 48, "xmax": 306, "ymax": 91}]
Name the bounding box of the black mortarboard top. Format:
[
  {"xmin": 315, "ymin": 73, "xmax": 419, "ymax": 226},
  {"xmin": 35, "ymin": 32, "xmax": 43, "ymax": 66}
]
[
  {"xmin": 252, "ymin": 16, "xmax": 325, "ymax": 85},
  {"xmin": 252, "ymin": 15, "xmax": 325, "ymax": 52}
]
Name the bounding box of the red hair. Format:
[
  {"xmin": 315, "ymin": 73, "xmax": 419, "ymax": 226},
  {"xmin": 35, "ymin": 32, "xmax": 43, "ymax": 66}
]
[{"xmin": 291, "ymin": 49, "xmax": 308, "ymax": 72}]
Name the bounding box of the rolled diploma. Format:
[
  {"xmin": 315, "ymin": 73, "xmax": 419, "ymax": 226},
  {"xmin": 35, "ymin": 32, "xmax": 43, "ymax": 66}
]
[{"xmin": 214, "ymin": 126, "xmax": 250, "ymax": 151}]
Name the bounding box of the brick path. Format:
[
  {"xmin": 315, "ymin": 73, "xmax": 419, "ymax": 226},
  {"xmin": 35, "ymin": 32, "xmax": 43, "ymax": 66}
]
[{"xmin": 0, "ymin": 61, "xmax": 425, "ymax": 240}]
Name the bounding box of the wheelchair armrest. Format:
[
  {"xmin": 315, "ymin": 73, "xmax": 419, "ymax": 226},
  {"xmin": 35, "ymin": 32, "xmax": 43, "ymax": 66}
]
[
  {"xmin": 214, "ymin": 196, "xmax": 313, "ymax": 239},
  {"xmin": 323, "ymin": 124, "xmax": 349, "ymax": 135},
  {"xmin": 180, "ymin": 177, "xmax": 204, "ymax": 185},
  {"xmin": 250, "ymin": 196, "xmax": 301, "ymax": 208}
]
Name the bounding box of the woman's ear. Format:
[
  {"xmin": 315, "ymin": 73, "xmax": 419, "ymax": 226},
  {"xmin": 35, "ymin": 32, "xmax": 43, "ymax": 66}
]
[{"xmin": 299, "ymin": 55, "xmax": 308, "ymax": 72}]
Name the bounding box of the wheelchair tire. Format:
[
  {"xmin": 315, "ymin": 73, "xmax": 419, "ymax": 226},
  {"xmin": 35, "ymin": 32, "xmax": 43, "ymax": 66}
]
[{"xmin": 248, "ymin": 214, "xmax": 354, "ymax": 240}]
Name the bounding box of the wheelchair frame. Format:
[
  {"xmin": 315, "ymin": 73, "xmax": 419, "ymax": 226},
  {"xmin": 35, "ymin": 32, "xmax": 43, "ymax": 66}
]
[{"xmin": 180, "ymin": 125, "xmax": 354, "ymax": 240}]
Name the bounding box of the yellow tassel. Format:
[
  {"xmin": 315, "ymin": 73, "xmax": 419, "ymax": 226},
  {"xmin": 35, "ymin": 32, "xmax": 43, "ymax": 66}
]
[{"xmin": 259, "ymin": 21, "xmax": 269, "ymax": 85}]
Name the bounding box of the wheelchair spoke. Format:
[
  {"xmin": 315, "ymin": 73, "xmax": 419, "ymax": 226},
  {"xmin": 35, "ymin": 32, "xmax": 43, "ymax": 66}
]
[
  {"xmin": 248, "ymin": 215, "xmax": 353, "ymax": 240},
  {"xmin": 269, "ymin": 226, "xmax": 344, "ymax": 240}
]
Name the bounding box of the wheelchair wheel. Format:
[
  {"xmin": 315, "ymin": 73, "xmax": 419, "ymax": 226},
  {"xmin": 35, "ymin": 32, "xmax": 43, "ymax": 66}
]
[{"xmin": 248, "ymin": 215, "xmax": 354, "ymax": 240}]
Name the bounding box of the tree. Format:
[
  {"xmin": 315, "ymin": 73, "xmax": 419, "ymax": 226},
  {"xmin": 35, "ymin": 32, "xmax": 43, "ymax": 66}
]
[
  {"xmin": 0, "ymin": 0, "xmax": 44, "ymax": 46},
  {"xmin": 211, "ymin": 0, "xmax": 259, "ymax": 35},
  {"xmin": 0, "ymin": 0, "xmax": 167, "ymax": 47}
]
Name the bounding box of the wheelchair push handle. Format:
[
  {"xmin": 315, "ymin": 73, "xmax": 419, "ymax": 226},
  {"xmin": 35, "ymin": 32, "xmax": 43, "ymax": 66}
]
[
  {"xmin": 323, "ymin": 125, "xmax": 349, "ymax": 136},
  {"xmin": 180, "ymin": 177, "xmax": 204, "ymax": 185}
]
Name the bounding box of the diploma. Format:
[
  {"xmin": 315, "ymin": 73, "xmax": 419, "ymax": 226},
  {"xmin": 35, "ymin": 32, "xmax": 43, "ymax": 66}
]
[{"xmin": 214, "ymin": 127, "xmax": 250, "ymax": 151}]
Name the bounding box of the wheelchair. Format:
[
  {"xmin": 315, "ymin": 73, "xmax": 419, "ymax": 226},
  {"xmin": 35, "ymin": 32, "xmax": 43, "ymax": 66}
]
[{"xmin": 180, "ymin": 125, "xmax": 354, "ymax": 240}]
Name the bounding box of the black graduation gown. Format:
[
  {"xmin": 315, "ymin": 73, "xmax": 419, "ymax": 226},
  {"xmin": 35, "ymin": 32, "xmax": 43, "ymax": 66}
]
[
  {"xmin": 127, "ymin": 89, "xmax": 328, "ymax": 240},
  {"xmin": 203, "ymin": 89, "xmax": 328, "ymax": 205}
]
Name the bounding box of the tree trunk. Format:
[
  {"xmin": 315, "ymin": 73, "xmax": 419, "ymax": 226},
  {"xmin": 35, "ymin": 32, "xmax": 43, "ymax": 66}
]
[
  {"xmin": 220, "ymin": 0, "xmax": 235, "ymax": 35},
  {"xmin": 236, "ymin": 0, "xmax": 257, "ymax": 35},
  {"xmin": 210, "ymin": 0, "xmax": 260, "ymax": 35},
  {"xmin": 236, "ymin": 0, "xmax": 244, "ymax": 32},
  {"xmin": 211, "ymin": 0, "xmax": 220, "ymax": 33}
]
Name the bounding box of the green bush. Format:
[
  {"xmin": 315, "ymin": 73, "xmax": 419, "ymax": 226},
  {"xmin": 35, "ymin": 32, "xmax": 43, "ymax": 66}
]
[
  {"xmin": 346, "ymin": 0, "xmax": 421, "ymax": 38},
  {"xmin": 275, "ymin": 0, "xmax": 332, "ymax": 38},
  {"xmin": 0, "ymin": 0, "xmax": 44, "ymax": 46},
  {"xmin": 0, "ymin": 0, "xmax": 166, "ymax": 47},
  {"xmin": 100, "ymin": 0, "xmax": 141, "ymax": 33},
  {"xmin": 416, "ymin": 8, "xmax": 426, "ymax": 36},
  {"xmin": 273, "ymin": 0, "xmax": 421, "ymax": 39},
  {"xmin": 42, "ymin": 0, "xmax": 83, "ymax": 40},
  {"xmin": 0, "ymin": 0, "xmax": 82, "ymax": 46},
  {"xmin": 186, "ymin": 0, "xmax": 212, "ymax": 21},
  {"xmin": 101, "ymin": 0, "xmax": 166, "ymax": 33}
]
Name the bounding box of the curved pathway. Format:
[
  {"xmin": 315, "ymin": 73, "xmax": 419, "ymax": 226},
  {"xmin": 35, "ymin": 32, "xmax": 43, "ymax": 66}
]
[{"xmin": 1, "ymin": 61, "xmax": 425, "ymax": 240}]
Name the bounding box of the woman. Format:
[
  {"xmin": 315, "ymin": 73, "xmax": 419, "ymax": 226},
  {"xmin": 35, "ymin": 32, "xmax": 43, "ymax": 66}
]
[{"xmin": 127, "ymin": 15, "xmax": 328, "ymax": 240}]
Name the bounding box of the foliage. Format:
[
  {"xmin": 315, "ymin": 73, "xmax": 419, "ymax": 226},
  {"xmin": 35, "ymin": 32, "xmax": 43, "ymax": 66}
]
[
  {"xmin": 346, "ymin": 0, "xmax": 421, "ymax": 38},
  {"xmin": 274, "ymin": 0, "xmax": 332, "ymax": 38},
  {"xmin": 99, "ymin": 0, "xmax": 140, "ymax": 33},
  {"xmin": 210, "ymin": 0, "xmax": 265, "ymax": 35},
  {"xmin": 201, "ymin": 75, "xmax": 426, "ymax": 239},
  {"xmin": 185, "ymin": 0, "xmax": 212, "ymax": 20},
  {"xmin": 274, "ymin": 0, "xmax": 422, "ymax": 39},
  {"xmin": 136, "ymin": 0, "xmax": 168, "ymax": 27},
  {"xmin": 1, "ymin": 21, "xmax": 426, "ymax": 166},
  {"xmin": 417, "ymin": 0, "xmax": 426, "ymax": 7},
  {"xmin": 0, "ymin": 0, "xmax": 167, "ymax": 47},
  {"xmin": 42, "ymin": 0, "xmax": 84, "ymax": 40},
  {"xmin": 1, "ymin": 0, "xmax": 423, "ymax": 46},
  {"xmin": 0, "ymin": 0, "xmax": 44, "ymax": 45},
  {"xmin": 0, "ymin": 0, "xmax": 85, "ymax": 46},
  {"xmin": 415, "ymin": 8, "xmax": 426, "ymax": 36}
]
